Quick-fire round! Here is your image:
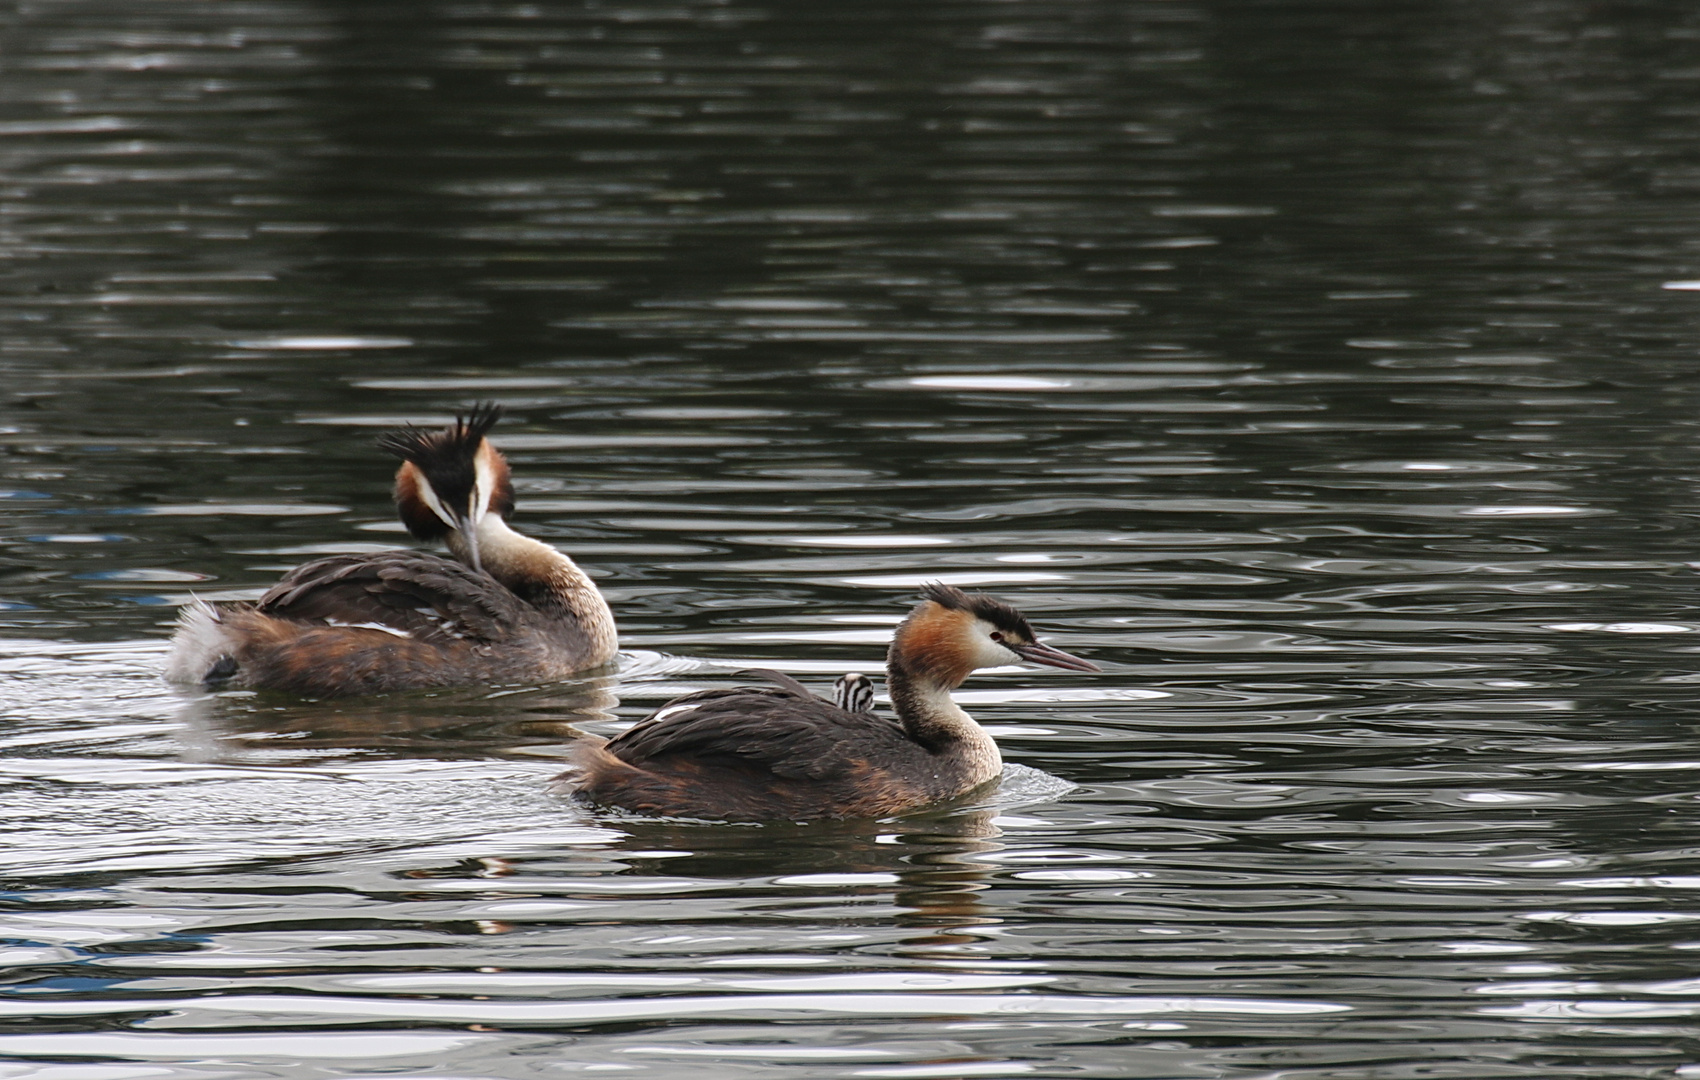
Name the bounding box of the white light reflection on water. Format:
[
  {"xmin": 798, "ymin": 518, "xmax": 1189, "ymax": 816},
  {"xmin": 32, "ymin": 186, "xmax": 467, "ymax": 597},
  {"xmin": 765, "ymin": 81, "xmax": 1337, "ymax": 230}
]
[
  {"xmin": 0, "ymin": 992, "xmax": 1352, "ymax": 1025},
  {"xmin": 226, "ymin": 336, "xmax": 413, "ymax": 350}
]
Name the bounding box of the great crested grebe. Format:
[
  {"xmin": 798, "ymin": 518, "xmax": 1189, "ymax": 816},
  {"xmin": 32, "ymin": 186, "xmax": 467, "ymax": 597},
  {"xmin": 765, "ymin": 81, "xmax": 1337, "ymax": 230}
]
[
  {"xmin": 164, "ymin": 404, "xmax": 617, "ymax": 697},
  {"xmin": 555, "ymin": 583, "xmax": 1098, "ymax": 821}
]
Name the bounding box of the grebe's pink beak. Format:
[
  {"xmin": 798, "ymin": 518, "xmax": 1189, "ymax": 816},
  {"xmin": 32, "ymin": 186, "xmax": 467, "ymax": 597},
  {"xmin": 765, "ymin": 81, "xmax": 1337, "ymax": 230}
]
[{"xmin": 1012, "ymin": 640, "xmax": 1100, "ymax": 672}]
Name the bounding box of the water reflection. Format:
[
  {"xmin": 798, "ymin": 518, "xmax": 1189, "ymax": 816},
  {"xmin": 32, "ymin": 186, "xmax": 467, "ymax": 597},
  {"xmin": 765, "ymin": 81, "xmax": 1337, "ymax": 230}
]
[
  {"xmin": 172, "ymin": 676, "xmax": 622, "ymax": 763},
  {"xmin": 7, "ymin": 0, "xmax": 1700, "ymax": 1076}
]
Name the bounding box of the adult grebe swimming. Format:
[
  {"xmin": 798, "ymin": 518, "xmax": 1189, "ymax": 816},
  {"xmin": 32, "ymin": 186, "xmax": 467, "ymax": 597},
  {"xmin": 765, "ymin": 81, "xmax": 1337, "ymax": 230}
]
[
  {"xmin": 556, "ymin": 583, "xmax": 1097, "ymax": 821},
  {"xmin": 164, "ymin": 404, "xmax": 617, "ymax": 696}
]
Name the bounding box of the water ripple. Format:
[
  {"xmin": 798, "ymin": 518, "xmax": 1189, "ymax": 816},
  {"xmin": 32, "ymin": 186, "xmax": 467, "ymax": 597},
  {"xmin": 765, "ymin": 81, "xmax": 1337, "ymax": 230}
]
[{"xmin": 4, "ymin": 0, "xmax": 1700, "ymax": 1076}]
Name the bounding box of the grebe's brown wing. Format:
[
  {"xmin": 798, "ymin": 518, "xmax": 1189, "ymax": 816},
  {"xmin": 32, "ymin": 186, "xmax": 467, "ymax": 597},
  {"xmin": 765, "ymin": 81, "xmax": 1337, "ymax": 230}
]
[
  {"xmin": 732, "ymin": 668, "xmax": 819, "ymax": 699},
  {"xmin": 256, "ymin": 552, "xmax": 528, "ymax": 645},
  {"xmin": 604, "ymin": 687, "xmax": 907, "ymax": 782}
]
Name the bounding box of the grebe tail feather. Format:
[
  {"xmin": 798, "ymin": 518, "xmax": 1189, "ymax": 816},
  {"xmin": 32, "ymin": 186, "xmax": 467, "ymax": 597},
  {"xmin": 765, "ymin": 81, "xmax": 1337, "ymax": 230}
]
[{"xmin": 162, "ymin": 597, "xmax": 238, "ymax": 686}]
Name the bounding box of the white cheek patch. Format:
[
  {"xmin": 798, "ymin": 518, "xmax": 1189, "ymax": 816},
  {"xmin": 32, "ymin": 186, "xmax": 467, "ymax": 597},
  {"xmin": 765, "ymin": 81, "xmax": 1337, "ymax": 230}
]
[
  {"xmin": 413, "ymin": 470, "xmax": 458, "ymax": 530},
  {"xmin": 471, "ymin": 447, "xmax": 497, "ymax": 525},
  {"xmin": 969, "ymin": 622, "xmax": 1022, "ymax": 668}
]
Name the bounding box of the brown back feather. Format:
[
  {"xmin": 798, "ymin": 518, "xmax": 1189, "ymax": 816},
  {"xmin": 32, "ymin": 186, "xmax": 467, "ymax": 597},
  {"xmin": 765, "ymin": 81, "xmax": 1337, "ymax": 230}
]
[{"xmin": 257, "ymin": 551, "xmax": 531, "ymax": 644}]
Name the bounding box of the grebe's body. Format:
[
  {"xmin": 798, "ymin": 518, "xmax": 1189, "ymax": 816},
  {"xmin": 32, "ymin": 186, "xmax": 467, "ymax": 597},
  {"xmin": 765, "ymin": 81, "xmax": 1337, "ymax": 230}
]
[
  {"xmin": 164, "ymin": 405, "xmax": 616, "ymax": 697},
  {"xmin": 556, "ymin": 584, "xmax": 1096, "ymax": 821}
]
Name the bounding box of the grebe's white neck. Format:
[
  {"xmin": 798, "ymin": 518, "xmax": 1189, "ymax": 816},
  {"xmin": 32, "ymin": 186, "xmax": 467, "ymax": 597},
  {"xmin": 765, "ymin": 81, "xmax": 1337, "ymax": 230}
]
[
  {"xmin": 885, "ymin": 660, "xmax": 1001, "ymax": 781},
  {"xmin": 448, "ymin": 515, "xmax": 617, "ymax": 662}
]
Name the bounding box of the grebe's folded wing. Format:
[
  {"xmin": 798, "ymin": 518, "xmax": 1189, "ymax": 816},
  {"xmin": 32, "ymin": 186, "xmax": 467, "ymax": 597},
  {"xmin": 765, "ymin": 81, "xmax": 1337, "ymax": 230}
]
[
  {"xmin": 732, "ymin": 668, "xmax": 817, "ymax": 699},
  {"xmin": 605, "ymin": 688, "xmax": 904, "ymax": 782},
  {"xmin": 256, "ymin": 552, "xmax": 528, "ymax": 644}
]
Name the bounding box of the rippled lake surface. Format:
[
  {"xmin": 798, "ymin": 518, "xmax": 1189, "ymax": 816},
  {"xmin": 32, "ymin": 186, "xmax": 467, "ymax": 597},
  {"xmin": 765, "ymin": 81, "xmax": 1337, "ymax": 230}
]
[{"xmin": 8, "ymin": 1, "xmax": 1700, "ymax": 1076}]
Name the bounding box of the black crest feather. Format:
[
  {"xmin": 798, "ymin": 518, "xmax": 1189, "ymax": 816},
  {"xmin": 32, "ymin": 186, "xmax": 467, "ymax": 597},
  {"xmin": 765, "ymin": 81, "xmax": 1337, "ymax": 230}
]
[
  {"xmin": 917, "ymin": 581, "xmax": 1034, "ymax": 638},
  {"xmin": 376, "ymin": 403, "xmax": 503, "ymax": 470},
  {"xmin": 376, "ymin": 403, "xmax": 504, "ymax": 523}
]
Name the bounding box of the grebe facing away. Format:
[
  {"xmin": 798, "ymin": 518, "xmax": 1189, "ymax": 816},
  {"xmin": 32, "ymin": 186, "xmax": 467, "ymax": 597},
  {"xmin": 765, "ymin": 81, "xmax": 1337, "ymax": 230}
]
[
  {"xmin": 164, "ymin": 404, "xmax": 617, "ymax": 696},
  {"xmin": 556, "ymin": 583, "xmax": 1098, "ymax": 821}
]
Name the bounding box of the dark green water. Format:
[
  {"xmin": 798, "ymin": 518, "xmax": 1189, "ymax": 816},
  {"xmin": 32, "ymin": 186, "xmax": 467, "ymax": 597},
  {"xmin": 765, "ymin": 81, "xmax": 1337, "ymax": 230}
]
[{"xmin": 8, "ymin": 1, "xmax": 1700, "ymax": 1076}]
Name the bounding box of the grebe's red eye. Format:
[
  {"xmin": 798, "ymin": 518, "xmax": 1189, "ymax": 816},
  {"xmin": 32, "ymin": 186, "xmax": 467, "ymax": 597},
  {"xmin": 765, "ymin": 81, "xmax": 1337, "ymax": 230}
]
[{"xmin": 990, "ymin": 632, "xmax": 1004, "ymax": 642}]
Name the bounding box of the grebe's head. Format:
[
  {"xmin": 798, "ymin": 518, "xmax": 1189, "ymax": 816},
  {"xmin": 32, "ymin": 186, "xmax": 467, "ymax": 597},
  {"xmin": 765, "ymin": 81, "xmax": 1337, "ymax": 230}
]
[
  {"xmin": 889, "ymin": 582, "xmax": 1099, "ymax": 688},
  {"xmin": 377, "ymin": 402, "xmax": 514, "ymax": 574}
]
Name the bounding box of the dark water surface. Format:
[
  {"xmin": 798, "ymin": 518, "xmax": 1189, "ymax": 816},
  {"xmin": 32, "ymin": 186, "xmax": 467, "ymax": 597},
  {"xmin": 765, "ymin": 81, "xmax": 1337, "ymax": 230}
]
[{"xmin": 8, "ymin": 0, "xmax": 1700, "ymax": 1076}]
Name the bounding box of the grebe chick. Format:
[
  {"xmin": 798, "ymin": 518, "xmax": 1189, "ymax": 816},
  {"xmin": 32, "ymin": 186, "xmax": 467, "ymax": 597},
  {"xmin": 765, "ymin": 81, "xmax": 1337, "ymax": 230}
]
[
  {"xmin": 833, "ymin": 672, "xmax": 876, "ymax": 715},
  {"xmin": 556, "ymin": 583, "xmax": 1098, "ymax": 821},
  {"xmin": 164, "ymin": 404, "xmax": 617, "ymax": 697}
]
